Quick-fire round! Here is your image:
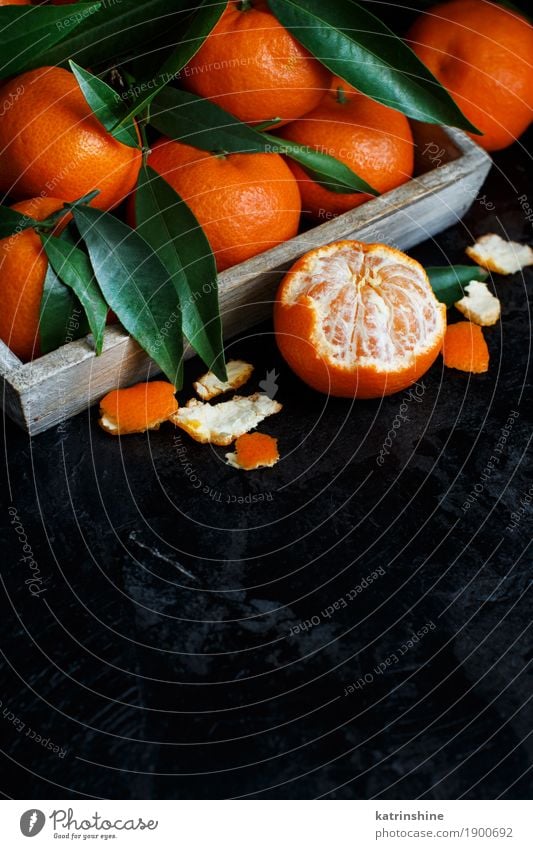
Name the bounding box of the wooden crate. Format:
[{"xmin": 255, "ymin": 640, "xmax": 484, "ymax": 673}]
[{"xmin": 0, "ymin": 128, "xmax": 491, "ymax": 435}]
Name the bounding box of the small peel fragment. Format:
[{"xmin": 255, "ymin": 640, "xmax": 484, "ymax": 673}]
[
  {"xmin": 466, "ymin": 234, "xmax": 533, "ymax": 275},
  {"xmin": 226, "ymin": 433, "xmax": 280, "ymax": 470},
  {"xmin": 170, "ymin": 393, "xmax": 282, "ymax": 446},
  {"xmin": 193, "ymin": 360, "xmax": 254, "ymax": 400},
  {"xmin": 442, "ymin": 321, "xmax": 489, "ymax": 373},
  {"xmin": 454, "ymin": 280, "xmax": 500, "ymax": 326},
  {"xmin": 99, "ymin": 381, "xmax": 178, "ymax": 435}
]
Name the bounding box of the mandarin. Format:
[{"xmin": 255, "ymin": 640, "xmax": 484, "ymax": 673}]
[
  {"xmin": 408, "ymin": 0, "xmax": 533, "ymax": 151},
  {"xmin": 0, "ymin": 197, "xmax": 66, "ymax": 361},
  {"xmin": 142, "ymin": 138, "xmax": 301, "ymax": 271},
  {"xmin": 182, "ymin": 0, "xmax": 331, "ymax": 126},
  {"xmin": 275, "ymin": 240, "xmax": 446, "ymax": 398},
  {"xmin": 277, "ymin": 79, "xmax": 414, "ymax": 220},
  {"xmin": 0, "ymin": 67, "xmax": 141, "ymax": 210}
]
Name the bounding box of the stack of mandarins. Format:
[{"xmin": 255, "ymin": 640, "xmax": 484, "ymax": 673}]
[{"xmin": 0, "ymin": 0, "xmax": 531, "ymax": 379}]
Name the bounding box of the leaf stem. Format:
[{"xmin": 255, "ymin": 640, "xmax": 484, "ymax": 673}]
[
  {"xmin": 254, "ymin": 118, "xmax": 282, "ymax": 131},
  {"xmin": 35, "ymin": 190, "xmax": 101, "ymax": 233}
]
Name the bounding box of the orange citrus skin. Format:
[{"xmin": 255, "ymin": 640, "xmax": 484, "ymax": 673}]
[
  {"xmin": 234, "ymin": 432, "xmax": 279, "ymax": 469},
  {"xmin": 408, "ymin": 0, "xmax": 533, "ymax": 151},
  {"xmin": 0, "ymin": 197, "xmax": 66, "ymax": 362},
  {"xmin": 0, "ymin": 67, "xmax": 141, "ymax": 210},
  {"xmin": 142, "ymin": 138, "xmax": 302, "ymax": 271},
  {"xmin": 0, "ymin": 1, "xmax": 32, "ymax": 5},
  {"xmin": 274, "ymin": 240, "xmax": 446, "ymax": 399},
  {"xmin": 277, "ymin": 79, "xmax": 414, "ymax": 220},
  {"xmin": 99, "ymin": 381, "xmax": 179, "ymax": 435},
  {"xmin": 181, "ymin": 0, "xmax": 331, "ymax": 126},
  {"xmin": 442, "ymin": 321, "xmax": 489, "ymax": 372}
]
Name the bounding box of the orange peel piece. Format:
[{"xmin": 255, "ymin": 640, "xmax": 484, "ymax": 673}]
[
  {"xmin": 454, "ymin": 280, "xmax": 500, "ymax": 326},
  {"xmin": 466, "ymin": 234, "xmax": 533, "ymax": 275},
  {"xmin": 170, "ymin": 393, "xmax": 282, "ymax": 446},
  {"xmin": 226, "ymin": 433, "xmax": 280, "ymax": 470},
  {"xmin": 99, "ymin": 381, "xmax": 178, "ymax": 435},
  {"xmin": 193, "ymin": 359, "xmax": 254, "ymax": 400},
  {"xmin": 442, "ymin": 321, "xmax": 489, "ymax": 373}
]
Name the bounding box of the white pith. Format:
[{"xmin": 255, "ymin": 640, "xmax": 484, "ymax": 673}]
[
  {"xmin": 283, "ymin": 243, "xmax": 445, "ymax": 370},
  {"xmin": 171, "ymin": 393, "xmax": 282, "ymax": 446},
  {"xmin": 466, "ymin": 233, "xmax": 533, "ymax": 275},
  {"xmin": 454, "ymin": 280, "xmax": 500, "ymax": 326},
  {"xmin": 193, "ymin": 359, "xmax": 254, "ymax": 401}
]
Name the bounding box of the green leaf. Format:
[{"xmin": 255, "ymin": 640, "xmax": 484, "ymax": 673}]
[
  {"xmin": 39, "ymin": 231, "xmax": 89, "ymax": 355},
  {"xmin": 267, "ymin": 0, "xmax": 480, "ymax": 132},
  {"xmin": 73, "ymin": 205, "xmax": 183, "ymax": 386},
  {"xmin": 41, "ymin": 233, "xmax": 108, "ymax": 355},
  {"xmin": 0, "ymin": 3, "xmax": 100, "ymax": 78},
  {"xmin": 115, "ymin": 1, "xmax": 226, "ymax": 129},
  {"xmin": 262, "ymin": 133, "xmax": 378, "ymax": 195},
  {"xmin": 27, "ymin": 0, "xmax": 193, "ymax": 75},
  {"xmin": 0, "ymin": 206, "xmax": 38, "ymax": 239},
  {"xmin": 0, "ymin": 192, "xmax": 100, "ymax": 241},
  {"xmin": 135, "ymin": 165, "xmax": 226, "ymax": 380},
  {"xmin": 427, "ymin": 265, "xmax": 489, "ymax": 306},
  {"xmin": 69, "ymin": 61, "xmax": 139, "ymax": 148},
  {"xmin": 150, "ymin": 87, "xmax": 268, "ymax": 153},
  {"xmin": 150, "ymin": 88, "xmax": 376, "ymax": 193}
]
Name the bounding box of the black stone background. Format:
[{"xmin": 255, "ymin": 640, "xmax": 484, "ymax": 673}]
[{"xmin": 0, "ymin": 42, "xmax": 531, "ymax": 801}]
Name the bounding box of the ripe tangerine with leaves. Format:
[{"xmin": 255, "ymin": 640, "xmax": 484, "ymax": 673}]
[
  {"xmin": 142, "ymin": 137, "xmax": 302, "ymax": 271},
  {"xmin": 408, "ymin": 0, "xmax": 533, "ymax": 151},
  {"xmin": 0, "ymin": 66, "xmax": 141, "ymax": 211},
  {"xmin": 274, "ymin": 240, "xmax": 446, "ymax": 398},
  {"xmin": 0, "ymin": 197, "xmax": 67, "ymax": 362},
  {"xmin": 182, "ymin": 0, "xmax": 332, "ymax": 126},
  {"xmin": 277, "ymin": 78, "xmax": 414, "ymax": 220}
]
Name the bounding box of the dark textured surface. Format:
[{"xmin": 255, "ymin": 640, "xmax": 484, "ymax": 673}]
[{"xmin": 1, "ymin": 134, "xmax": 531, "ymax": 801}]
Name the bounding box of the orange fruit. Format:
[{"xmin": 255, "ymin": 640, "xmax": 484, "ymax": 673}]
[
  {"xmin": 99, "ymin": 381, "xmax": 179, "ymax": 435},
  {"xmin": 407, "ymin": 0, "xmax": 533, "ymax": 151},
  {"xmin": 0, "ymin": 66, "xmax": 141, "ymax": 210},
  {"xmin": 274, "ymin": 240, "xmax": 446, "ymax": 398},
  {"xmin": 181, "ymin": 0, "xmax": 331, "ymax": 126},
  {"xmin": 277, "ymin": 78, "xmax": 414, "ymax": 220},
  {"xmin": 143, "ymin": 137, "xmax": 301, "ymax": 271},
  {"xmin": 442, "ymin": 321, "xmax": 489, "ymax": 372},
  {"xmin": 0, "ymin": 197, "xmax": 66, "ymax": 362},
  {"xmin": 0, "ymin": 1, "xmax": 32, "ymax": 5}
]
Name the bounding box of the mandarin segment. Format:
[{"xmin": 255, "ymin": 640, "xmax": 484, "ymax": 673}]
[
  {"xmin": 275, "ymin": 240, "xmax": 446, "ymax": 398},
  {"xmin": 442, "ymin": 321, "xmax": 489, "ymax": 373},
  {"xmin": 98, "ymin": 381, "xmax": 179, "ymax": 435},
  {"xmin": 226, "ymin": 433, "xmax": 280, "ymax": 470}
]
